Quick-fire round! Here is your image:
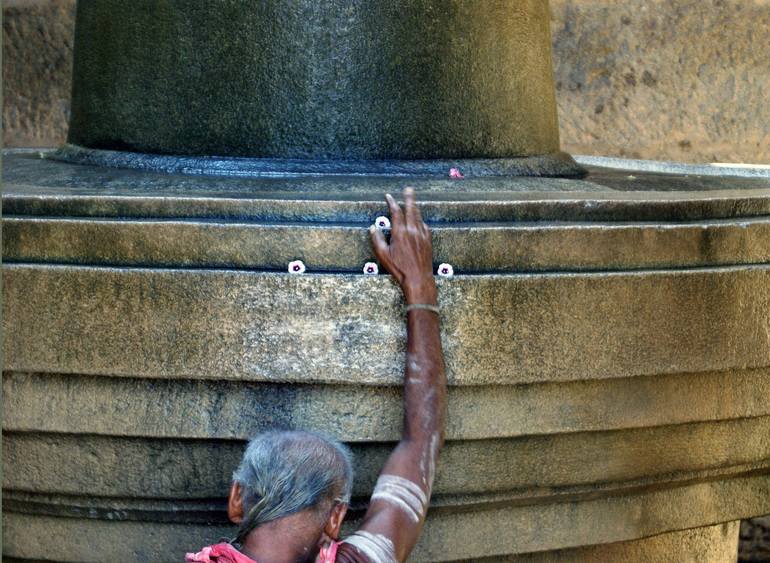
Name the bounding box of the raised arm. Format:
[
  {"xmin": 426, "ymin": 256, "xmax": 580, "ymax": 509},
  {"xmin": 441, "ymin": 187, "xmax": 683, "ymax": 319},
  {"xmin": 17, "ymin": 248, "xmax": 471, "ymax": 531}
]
[{"xmin": 337, "ymin": 188, "xmax": 447, "ymax": 563}]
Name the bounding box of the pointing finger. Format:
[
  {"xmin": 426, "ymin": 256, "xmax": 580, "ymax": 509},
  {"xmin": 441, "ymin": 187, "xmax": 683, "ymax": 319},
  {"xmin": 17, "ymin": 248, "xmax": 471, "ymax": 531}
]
[
  {"xmin": 403, "ymin": 187, "xmax": 418, "ymax": 229},
  {"xmin": 385, "ymin": 193, "xmax": 403, "ymax": 232},
  {"xmin": 404, "ymin": 187, "xmax": 425, "ymax": 229}
]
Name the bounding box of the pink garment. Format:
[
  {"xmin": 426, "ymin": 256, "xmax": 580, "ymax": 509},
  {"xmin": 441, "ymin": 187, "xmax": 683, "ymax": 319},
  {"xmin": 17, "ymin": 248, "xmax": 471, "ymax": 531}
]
[
  {"xmin": 185, "ymin": 541, "xmax": 340, "ymax": 563},
  {"xmin": 318, "ymin": 541, "xmax": 339, "ymax": 562},
  {"xmin": 185, "ymin": 543, "xmax": 257, "ymax": 563}
]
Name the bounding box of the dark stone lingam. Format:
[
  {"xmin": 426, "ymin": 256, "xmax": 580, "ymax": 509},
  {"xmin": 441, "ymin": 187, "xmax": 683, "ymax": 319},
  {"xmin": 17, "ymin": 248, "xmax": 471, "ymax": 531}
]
[
  {"xmin": 60, "ymin": 0, "xmax": 582, "ymax": 178},
  {"xmin": 3, "ymin": 1, "xmax": 770, "ymax": 562}
]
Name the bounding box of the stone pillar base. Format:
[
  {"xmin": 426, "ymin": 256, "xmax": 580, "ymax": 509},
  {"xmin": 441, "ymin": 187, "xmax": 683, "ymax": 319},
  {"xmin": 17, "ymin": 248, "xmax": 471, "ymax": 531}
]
[
  {"xmin": 485, "ymin": 522, "xmax": 740, "ymax": 563},
  {"xmin": 4, "ymin": 152, "xmax": 770, "ymax": 562}
]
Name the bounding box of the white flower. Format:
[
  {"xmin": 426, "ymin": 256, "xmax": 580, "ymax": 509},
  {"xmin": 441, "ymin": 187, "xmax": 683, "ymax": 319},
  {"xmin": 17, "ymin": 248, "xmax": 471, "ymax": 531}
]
[
  {"xmin": 437, "ymin": 263, "xmax": 454, "ymax": 278},
  {"xmin": 288, "ymin": 260, "xmax": 306, "ymax": 274},
  {"xmin": 374, "ymin": 216, "xmax": 391, "ymax": 230},
  {"xmin": 363, "ymin": 262, "xmax": 379, "ymax": 275}
]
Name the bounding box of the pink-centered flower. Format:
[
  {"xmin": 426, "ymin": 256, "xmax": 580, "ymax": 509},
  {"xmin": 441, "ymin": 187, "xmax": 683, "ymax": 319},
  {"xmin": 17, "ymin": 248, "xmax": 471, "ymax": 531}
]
[
  {"xmin": 437, "ymin": 263, "xmax": 454, "ymax": 278},
  {"xmin": 374, "ymin": 216, "xmax": 391, "ymax": 230},
  {"xmin": 288, "ymin": 260, "xmax": 306, "ymax": 274},
  {"xmin": 363, "ymin": 262, "xmax": 379, "ymax": 275},
  {"xmin": 449, "ymin": 168, "xmax": 464, "ymax": 179}
]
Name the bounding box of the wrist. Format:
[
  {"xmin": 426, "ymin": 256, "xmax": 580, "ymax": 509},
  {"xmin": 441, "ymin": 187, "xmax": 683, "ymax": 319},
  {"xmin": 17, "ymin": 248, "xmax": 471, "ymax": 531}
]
[{"xmin": 402, "ymin": 278, "xmax": 438, "ymax": 305}]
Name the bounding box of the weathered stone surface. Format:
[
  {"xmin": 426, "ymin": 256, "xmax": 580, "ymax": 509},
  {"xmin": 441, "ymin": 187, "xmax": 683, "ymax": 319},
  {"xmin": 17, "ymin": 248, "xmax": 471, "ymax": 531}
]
[
  {"xmin": 5, "ymin": 370, "xmax": 770, "ymax": 441},
  {"xmin": 2, "ymin": 0, "xmax": 75, "ymax": 147},
  {"xmin": 67, "ymin": 0, "xmax": 561, "ymax": 163},
  {"xmin": 5, "ymin": 264, "xmax": 770, "ymax": 386},
  {"xmin": 2, "ymin": 520, "xmax": 744, "ymax": 563},
  {"xmin": 7, "ymin": 214, "xmax": 770, "ymax": 272},
  {"xmin": 51, "ymin": 144, "xmax": 586, "ymax": 179},
  {"xmin": 6, "ymin": 419, "xmax": 770, "ymax": 497},
  {"xmin": 3, "ymin": 475, "xmax": 769, "ymax": 562},
  {"xmin": 492, "ymin": 522, "xmax": 741, "ymax": 563},
  {"xmin": 551, "ymin": 0, "xmax": 770, "ymax": 164},
  {"xmin": 4, "ymin": 149, "xmax": 770, "ymax": 561},
  {"xmin": 4, "ymin": 153, "xmax": 770, "ymax": 225}
]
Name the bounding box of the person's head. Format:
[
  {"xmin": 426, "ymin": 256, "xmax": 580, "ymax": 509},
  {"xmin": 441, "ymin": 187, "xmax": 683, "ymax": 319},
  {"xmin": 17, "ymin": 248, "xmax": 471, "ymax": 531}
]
[{"xmin": 228, "ymin": 430, "xmax": 353, "ymax": 547}]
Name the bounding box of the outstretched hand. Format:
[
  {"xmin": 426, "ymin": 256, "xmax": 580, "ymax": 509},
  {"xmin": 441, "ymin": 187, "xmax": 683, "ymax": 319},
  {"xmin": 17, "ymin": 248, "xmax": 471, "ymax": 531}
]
[{"xmin": 370, "ymin": 187, "xmax": 437, "ymax": 305}]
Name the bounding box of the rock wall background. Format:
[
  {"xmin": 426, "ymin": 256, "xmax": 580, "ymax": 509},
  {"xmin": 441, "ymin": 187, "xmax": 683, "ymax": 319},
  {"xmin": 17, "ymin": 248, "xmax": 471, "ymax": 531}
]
[
  {"xmin": 3, "ymin": 0, "xmax": 769, "ymax": 163},
  {"xmin": 551, "ymin": 0, "xmax": 770, "ymax": 164},
  {"xmin": 2, "ymin": 0, "xmax": 74, "ymax": 148},
  {"xmin": 2, "ymin": 0, "xmax": 769, "ymax": 560}
]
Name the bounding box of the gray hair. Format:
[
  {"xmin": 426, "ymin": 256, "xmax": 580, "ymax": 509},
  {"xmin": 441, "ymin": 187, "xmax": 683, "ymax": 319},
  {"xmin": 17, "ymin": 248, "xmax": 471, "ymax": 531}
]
[{"xmin": 232, "ymin": 430, "xmax": 353, "ymax": 542}]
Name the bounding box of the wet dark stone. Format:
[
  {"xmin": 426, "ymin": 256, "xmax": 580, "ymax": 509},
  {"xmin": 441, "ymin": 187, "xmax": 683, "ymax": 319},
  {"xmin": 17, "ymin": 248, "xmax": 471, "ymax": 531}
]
[{"xmin": 66, "ymin": 0, "xmax": 565, "ymax": 167}]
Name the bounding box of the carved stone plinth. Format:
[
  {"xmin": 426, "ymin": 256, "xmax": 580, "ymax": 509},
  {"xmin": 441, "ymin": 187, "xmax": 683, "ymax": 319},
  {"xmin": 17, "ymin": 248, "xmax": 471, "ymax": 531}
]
[{"xmin": 3, "ymin": 152, "xmax": 770, "ymax": 561}]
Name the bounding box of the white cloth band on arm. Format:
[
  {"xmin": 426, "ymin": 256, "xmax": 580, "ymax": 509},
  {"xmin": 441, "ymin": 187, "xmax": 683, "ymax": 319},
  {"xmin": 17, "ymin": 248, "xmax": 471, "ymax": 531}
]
[
  {"xmin": 343, "ymin": 531, "xmax": 397, "ymax": 563},
  {"xmin": 370, "ymin": 474, "xmax": 428, "ymax": 523}
]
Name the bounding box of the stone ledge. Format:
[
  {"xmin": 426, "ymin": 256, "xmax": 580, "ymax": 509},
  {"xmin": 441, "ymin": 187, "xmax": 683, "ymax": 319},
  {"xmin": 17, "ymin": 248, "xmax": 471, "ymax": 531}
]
[
  {"xmin": 4, "ymin": 370, "xmax": 770, "ymax": 441},
  {"xmin": 5, "ymin": 264, "xmax": 770, "ymax": 386},
  {"xmin": 480, "ymin": 522, "xmax": 740, "ymax": 563},
  {"xmin": 4, "ymin": 464, "xmax": 769, "ymax": 522},
  {"xmin": 3, "ymin": 473, "xmax": 769, "ymax": 561},
  {"xmin": 6, "ymin": 215, "xmax": 770, "ymax": 272},
  {"xmin": 5, "ymin": 418, "xmax": 770, "ymax": 497}
]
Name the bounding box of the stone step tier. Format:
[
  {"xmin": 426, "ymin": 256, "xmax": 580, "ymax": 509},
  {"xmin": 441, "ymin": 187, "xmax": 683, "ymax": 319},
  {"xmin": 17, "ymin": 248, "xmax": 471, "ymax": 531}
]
[{"xmin": 2, "ymin": 150, "xmax": 770, "ymax": 562}]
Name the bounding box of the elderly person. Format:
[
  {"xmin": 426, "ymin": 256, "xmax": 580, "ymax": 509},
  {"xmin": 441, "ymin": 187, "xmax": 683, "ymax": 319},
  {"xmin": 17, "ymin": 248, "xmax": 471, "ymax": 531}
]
[{"xmin": 187, "ymin": 187, "xmax": 447, "ymax": 563}]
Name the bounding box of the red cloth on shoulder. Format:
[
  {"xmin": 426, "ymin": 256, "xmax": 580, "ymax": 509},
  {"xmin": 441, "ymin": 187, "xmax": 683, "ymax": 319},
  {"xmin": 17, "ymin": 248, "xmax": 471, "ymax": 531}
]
[
  {"xmin": 185, "ymin": 541, "xmax": 339, "ymax": 563},
  {"xmin": 185, "ymin": 543, "xmax": 256, "ymax": 563}
]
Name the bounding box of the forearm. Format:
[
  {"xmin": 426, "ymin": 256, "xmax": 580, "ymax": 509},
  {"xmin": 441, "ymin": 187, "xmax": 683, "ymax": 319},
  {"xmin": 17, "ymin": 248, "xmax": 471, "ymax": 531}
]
[
  {"xmin": 402, "ymin": 306, "xmax": 446, "ymax": 449},
  {"xmin": 352, "ymin": 298, "xmax": 445, "ymax": 561}
]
